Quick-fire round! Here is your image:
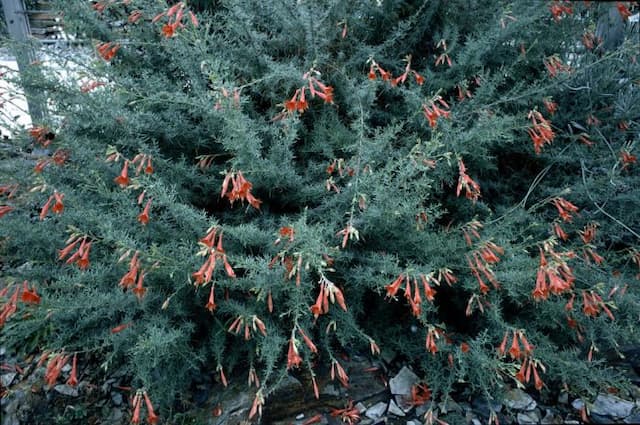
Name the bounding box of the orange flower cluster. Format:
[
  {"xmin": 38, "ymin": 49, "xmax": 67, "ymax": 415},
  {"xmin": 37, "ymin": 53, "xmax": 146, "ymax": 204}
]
[
  {"xmin": 0, "ymin": 281, "xmax": 40, "ymax": 328},
  {"xmin": 497, "ymin": 330, "xmax": 545, "ymax": 390},
  {"xmin": 543, "ymin": 55, "xmax": 571, "ymax": 78},
  {"xmin": 330, "ymin": 400, "xmax": 360, "ymax": 425},
  {"xmin": 286, "ymin": 337, "xmax": 302, "ymax": 370},
  {"xmin": 581, "ymin": 32, "xmax": 599, "ymax": 50},
  {"xmin": 228, "ymin": 315, "xmax": 267, "ymax": 340},
  {"xmin": 385, "ymin": 270, "xmax": 455, "ymax": 318},
  {"xmin": 309, "ymin": 274, "xmax": 347, "ymax": 318},
  {"xmin": 220, "ymin": 170, "xmax": 262, "ymax": 209},
  {"xmin": 498, "ymin": 330, "xmax": 534, "ymax": 360},
  {"xmin": 39, "ymin": 191, "xmax": 64, "ymax": 220},
  {"xmin": 131, "ymin": 390, "xmax": 159, "ymax": 425},
  {"xmin": 80, "ymin": 80, "xmax": 105, "ymax": 93},
  {"xmin": 531, "ymin": 247, "xmax": 576, "ymax": 301},
  {"xmin": 367, "ymin": 56, "xmax": 425, "ymax": 86},
  {"xmin": 118, "ymin": 251, "xmax": 148, "ymax": 300},
  {"xmin": 552, "ymin": 222, "xmax": 569, "ymax": 241},
  {"xmin": 527, "ymin": 110, "xmax": 555, "ymax": 154},
  {"xmin": 96, "ymin": 42, "xmax": 120, "ymax": 61},
  {"xmin": 280, "ymin": 71, "xmax": 334, "ymax": 118},
  {"xmin": 552, "ymin": 197, "xmax": 579, "ymax": 222},
  {"xmin": 579, "ymin": 223, "xmax": 598, "ymax": 244},
  {"xmin": 34, "ymin": 149, "xmax": 70, "ymax": 173},
  {"xmin": 274, "ymin": 226, "xmax": 295, "ymax": 245},
  {"xmin": 0, "ymin": 205, "xmax": 13, "ymax": 218},
  {"xmin": 549, "ymin": 1, "xmax": 573, "ymax": 22},
  {"xmin": 248, "ymin": 389, "xmax": 265, "ymax": 420},
  {"xmin": 192, "ymin": 227, "xmax": 236, "ymax": 288},
  {"xmin": 29, "ymin": 126, "xmax": 54, "ymax": 147},
  {"xmin": 582, "ymin": 290, "xmax": 615, "ymax": 320},
  {"xmin": 425, "ymin": 326, "xmax": 447, "ymax": 355},
  {"xmin": 153, "ymin": 2, "xmax": 198, "ymax": 38},
  {"xmin": 435, "ymin": 39, "xmax": 452, "ymax": 67},
  {"xmin": 422, "ymin": 97, "xmax": 450, "ymax": 128},
  {"xmin": 456, "ymin": 159, "xmax": 481, "ymax": 203},
  {"xmin": 516, "ymin": 357, "xmax": 545, "ymax": 391},
  {"xmin": 330, "ymin": 359, "xmax": 349, "ymax": 388},
  {"xmin": 620, "ymin": 149, "xmax": 637, "ymax": 170},
  {"xmin": 113, "ymin": 160, "xmax": 130, "ymax": 187},
  {"xmin": 462, "ymin": 220, "xmax": 483, "ymax": 246},
  {"xmin": 616, "ymin": 2, "xmax": 632, "ymax": 20},
  {"xmin": 131, "ymin": 153, "xmax": 154, "ymax": 175},
  {"xmin": 543, "ymin": 98, "xmax": 558, "ymax": 115},
  {"xmin": 467, "ymin": 242, "xmax": 503, "ymax": 295},
  {"xmin": 44, "ymin": 352, "xmax": 69, "ymax": 386},
  {"xmin": 59, "ymin": 236, "xmax": 92, "ymax": 270}
]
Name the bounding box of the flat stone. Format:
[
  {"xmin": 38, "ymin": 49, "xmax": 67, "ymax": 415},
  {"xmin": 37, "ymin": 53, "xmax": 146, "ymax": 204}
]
[
  {"xmin": 571, "ymin": 398, "xmax": 584, "ymax": 411},
  {"xmin": 320, "ymin": 383, "xmax": 341, "ymax": 397},
  {"xmin": 557, "ymin": 392, "xmax": 569, "ymax": 404},
  {"xmin": 438, "ymin": 398, "xmax": 463, "ymax": 414},
  {"xmin": 415, "ymin": 400, "xmax": 434, "ymax": 417},
  {"xmin": 517, "ymin": 411, "xmax": 540, "ymax": 424},
  {"xmin": 472, "ymin": 398, "xmax": 503, "ymax": 417},
  {"xmin": 54, "ymin": 384, "xmax": 79, "ymax": 397},
  {"xmin": 111, "ymin": 392, "xmax": 123, "ymax": 406},
  {"xmin": 504, "ymin": 388, "xmax": 536, "ymax": 411},
  {"xmin": 365, "ymin": 402, "xmax": 387, "ymax": 420},
  {"xmin": 1, "ymin": 373, "xmax": 16, "ymax": 387},
  {"xmin": 624, "ymin": 413, "xmax": 640, "ymax": 424},
  {"xmin": 389, "ymin": 366, "xmax": 420, "ymax": 396},
  {"xmin": 388, "ymin": 399, "xmax": 405, "ymax": 417},
  {"xmin": 591, "ymin": 394, "xmax": 634, "ymax": 419},
  {"xmin": 540, "ymin": 409, "xmax": 562, "ymax": 424},
  {"xmin": 355, "ymin": 403, "xmax": 366, "ymax": 414},
  {"xmin": 406, "ymin": 421, "xmax": 422, "ymax": 425}
]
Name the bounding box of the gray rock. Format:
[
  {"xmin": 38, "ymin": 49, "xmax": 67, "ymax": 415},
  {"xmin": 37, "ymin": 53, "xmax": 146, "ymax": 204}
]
[
  {"xmin": 571, "ymin": 398, "xmax": 584, "ymax": 411},
  {"xmin": 54, "ymin": 384, "xmax": 79, "ymax": 397},
  {"xmin": 389, "ymin": 366, "xmax": 420, "ymax": 396},
  {"xmin": 591, "ymin": 394, "xmax": 635, "ymax": 419},
  {"xmin": 471, "ymin": 418, "xmax": 482, "ymax": 425},
  {"xmin": 1, "ymin": 373, "xmax": 16, "ymax": 388},
  {"xmin": 438, "ymin": 398, "xmax": 463, "ymax": 414},
  {"xmin": 1, "ymin": 413, "xmax": 19, "ymax": 425},
  {"xmin": 517, "ymin": 411, "xmax": 540, "ymax": 424},
  {"xmin": 355, "ymin": 402, "xmax": 366, "ymax": 414},
  {"xmin": 557, "ymin": 392, "xmax": 569, "ymax": 404},
  {"xmin": 111, "ymin": 392, "xmax": 123, "ymax": 406},
  {"xmin": 365, "ymin": 402, "xmax": 387, "ymax": 420},
  {"xmin": 624, "ymin": 413, "xmax": 640, "ymax": 424},
  {"xmin": 295, "ymin": 413, "xmax": 305, "ymax": 420},
  {"xmin": 388, "ymin": 399, "xmax": 405, "ymax": 417},
  {"xmin": 415, "ymin": 401, "xmax": 434, "ymax": 417},
  {"xmin": 472, "ymin": 398, "xmax": 503, "ymax": 417},
  {"xmin": 406, "ymin": 421, "xmax": 422, "ymax": 425},
  {"xmin": 504, "ymin": 388, "xmax": 537, "ymax": 411},
  {"xmin": 320, "ymin": 382, "xmax": 341, "ymax": 397},
  {"xmin": 106, "ymin": 407, "xmax": 124, "ymax": 424},
  {"xmin": 540, "ymin": 409, "xmax": 562, "ymax": 424}
]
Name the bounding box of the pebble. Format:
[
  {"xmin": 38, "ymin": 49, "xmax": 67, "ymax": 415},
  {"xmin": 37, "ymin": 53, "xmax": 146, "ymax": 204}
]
[
  {"xmin": 389, "ymin": 366, "xmax": 420, "ymax": 396},
  {"xmin": 517, "ymin": 410, "xmax": 540, "ymax": 424},
  {"xmin": 571, "ymin": 398, "xmax": 584, "ymax": 411},
  {"xmin": 355, "ymin": 402, "xmax": 366, "ymax": 414},
  {"xmin": 111, "ymin": 392, "xmax": 123, "ymax": 406},
  {"xmin": 54, "ymin": 384, "xmax": 79, "ymax": 397},
  {"xmin": 557, "ymin": 392, "xmax": 569, "ymax": 404},
  {"xmin": 388, "ymin": 399, "xmax": 405, "ymax": 417},
  {"xmin": 295, "ymin": 413, "xmax": 304, "ymax": 420},
  {"xmin": 503, "ymin": 388, "xmax": 536, "ymax": 411},
  {"xmin": 590, "ymin": 394, "xmax": 635, "ymax": 419},
  {"xmin": 365, "ymin": 401, "xmax": 387, "ymax": 420},
  {"xmin": 1, "ymin": 373, "xmax": 16, "ymax": 388}
]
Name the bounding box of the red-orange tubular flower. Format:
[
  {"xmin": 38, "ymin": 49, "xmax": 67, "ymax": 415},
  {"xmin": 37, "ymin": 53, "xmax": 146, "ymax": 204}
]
[
  {"xmin": 220, "ymin": 170, "xmax": 262, "ymax": 209},
  {"xmin": 20, "ymin": 280, "xmax": 41, "ymax": 304}
]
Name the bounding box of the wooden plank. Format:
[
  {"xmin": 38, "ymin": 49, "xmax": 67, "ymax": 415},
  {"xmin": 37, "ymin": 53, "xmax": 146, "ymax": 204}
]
[{"xmin": 1, "ymin": 0, "xmax": 46, "ymax": 121}]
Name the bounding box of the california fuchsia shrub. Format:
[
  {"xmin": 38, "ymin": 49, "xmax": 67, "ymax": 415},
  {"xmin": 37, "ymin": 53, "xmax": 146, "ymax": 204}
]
[{"xmin": 1, "ymin": 0, "xmax": 639, "ymax": 422}]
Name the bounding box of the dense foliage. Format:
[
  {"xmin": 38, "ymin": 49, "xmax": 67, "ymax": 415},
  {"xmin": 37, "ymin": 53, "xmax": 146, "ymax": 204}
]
[{"xmin": 1, "ymin": 0, "xmax": 639, "ymax": 423}]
